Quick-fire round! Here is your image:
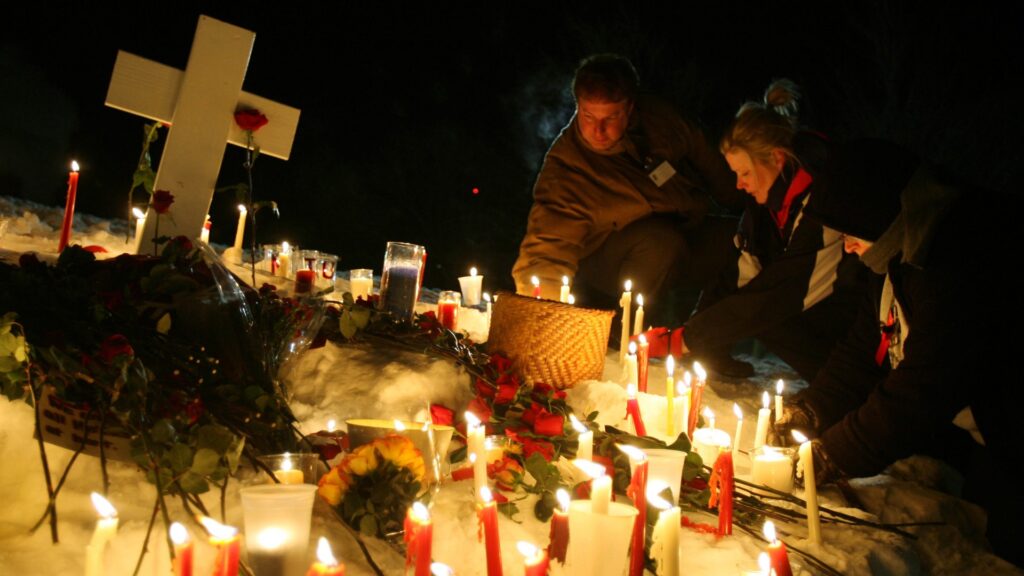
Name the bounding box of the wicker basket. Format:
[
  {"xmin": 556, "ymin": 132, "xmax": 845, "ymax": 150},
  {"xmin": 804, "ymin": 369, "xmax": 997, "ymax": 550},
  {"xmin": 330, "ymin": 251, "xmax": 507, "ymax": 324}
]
[{"xmin": 487, "ymin": 292, "xmax": 615, "ymax": 389}]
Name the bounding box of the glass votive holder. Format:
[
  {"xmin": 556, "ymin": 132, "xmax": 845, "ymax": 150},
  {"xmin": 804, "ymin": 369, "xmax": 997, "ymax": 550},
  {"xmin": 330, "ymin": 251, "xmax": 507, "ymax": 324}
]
[
  {"xmin": 690, "ymin": 427, "xmax": 732, "ymax": 468},
  {"xmin": 437, "ymin": 290, "xmax": 461, "ymax": 330},
  {"xmin": 278, "ymin": 243, "xmax": 297, "ymax": 279},
  {"xmin": 484, "ymin": 435, "xmax": 510, "ymax": 464},
  {"xmin": 379, "ymin": 241, "xmax": 426, "ymax": 323},
  {"xmin": 239, "ymin": 484, "xmax": 317, "ymax": 576},
  {"xmin": 259, "ymin": 244, "xmax": 282, "ymax": 275},
  {"xmin": 349, "ymin": 269, "xmax": 374, "ymax": 301},
  {"xmin": 256, "ymin": 452, "xmax": 321, "ymax": 485},
  {"xmin": 642, "ymin": 448, "xmax": 687, "ymax": 504},
  {"xmin": 749, "ymin": 445, "xmax": 797, "ymax": 494},
  {"xmin": 318, "ymin": 253, "xmax": 338, "ymax": 289}
]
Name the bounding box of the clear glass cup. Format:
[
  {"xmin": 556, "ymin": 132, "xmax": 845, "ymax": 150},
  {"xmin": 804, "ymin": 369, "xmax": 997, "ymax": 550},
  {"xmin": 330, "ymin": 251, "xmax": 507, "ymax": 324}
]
[
  {"xmin": 318, "ymin": 253, "xmax": 338, "ymax": 289},
  {"xmin": 239, "ymin": 484, "xmax": 316, "ymax": 576},
  {"xmin": 750, "ymin": 445, "xmax": 797, "ymax": 494},
  {"xmin": 379, "ymin": 241, "xmax": 426, "ymax": 322},
  {"xmin": 349, "ymin": 268, "xmax": 374, "ymax": 301},
  {"xmin": 437, "ymin": 290, "xmax": 461, "ymax": 330},
  {"xmin": 259, "ymin": 243, "xmax": 282, "ymax": 275}
]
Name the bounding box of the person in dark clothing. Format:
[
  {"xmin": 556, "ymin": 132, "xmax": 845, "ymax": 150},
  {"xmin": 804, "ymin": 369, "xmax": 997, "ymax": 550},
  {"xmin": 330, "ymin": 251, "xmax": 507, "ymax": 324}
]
[{"xmin": 773, "ymin": 139, "xmax": 1024, "ymax": 566}]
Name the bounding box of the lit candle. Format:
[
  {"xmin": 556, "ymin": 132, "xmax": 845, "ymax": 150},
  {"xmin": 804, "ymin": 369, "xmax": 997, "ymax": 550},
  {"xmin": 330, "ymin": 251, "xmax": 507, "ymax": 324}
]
[
  {"xmin": 274, "ymin": 452, "xmax": 305, "ymax": 484},
  {"xmin": 531, "ymin": 275, "xmax": 541, "ymax": 299},
  {"xmin": 560, "ymin": 275, "xmax": 571, "ymax": 303},
  {"xmin": 691, "ymin": 420, "xmax": 731, "ymax": 467},
  {"xmin": 755, "ymin": 391, "xmax": 771, "ymax": 449},
  {"xmin": 133, "ymin": 207, "xmax": 147, "ymax": 246},
  {"xmin": 249, "ymin": 527, "xmax": 288, "ymax": 576},
  {"xmin": 517, "ymin": 541, "xmax": 548, "ymax": 576},
  {"xmin": 404, "ymin": 502, "xmax": 432, "ymax": 576},
  {"xmin": 85, "ymin": 492, "xmax": 118, "ymax": 576},
  {"xmin": 626, "ymin": 381, "xmax": 647, "ymax": 437},
  {"xmin": 647, "ymin": 484, "xmax": 680, "ymax": 576},
  {"xmin": 58, "ymin": 160, "xmax": 80, "ymax": 252},
  {"xmin": 200, "ymin": 214, "xmax": 211, "ymax": 244},
  {"xmin": 170, "ymin": 522, "xmax": 193, "ymax": 576},
  {"xmin": 477, "ymin": 487, "xmax": 504, "ymax": 576},
  {"xmin": 793, "ymin": 430, "xmax": 821, "ymax": 547},
  {"xmin": 295, "ymin": 269, "xmax": 316, "ymax": 294},
  {"xmin": 466, "ymin": 412, "xmax": 488, "ymax": 500},
  {"xmin": 619, "ymin": 445, "xmax": 648, "ymax": 576},
  {"xmin": 706, "ymin": 406, "xmax": 716, "ymax": 431},
  {"xmin": 775, "ymin": 380, "xmax": 785, "ymax": 419},
  {"xmin": 665, "ymin": 356, "xmax": 676, "ymax": 437},
  {"xmin": 483, "ymin": 292, "xmax": 493, "ymax": 316},
  {"xmin": 733, "ymin": 403, "xmax": 744, "ymax": 459},
  {"xmin": 430, "ymin": 563, "xmax": 454, "ymax": 576},
  {"xmin": 619, "ymin": 280, "xmax": 633, "ymax": 365},
  {"xmin": 278, "ymin": 241, "xmax": 293, "ymax": 278},
  {"xmin": 570, "ymin": 414, "xmax": 593, "ymax": 461},
  {"xmin": 574, "ymin": 459, "xmax": 611, "ymax": 514},
  {"xmin": 632, "ymin": 294, "xmax": 645, "ymax": 336},
  {"xmin": 679, "ymin": 372, "xmax": 691, "ymax": 439},
  {"xmin": 548, "ymin": 489, "xmax": 570, "ymax": 564},
  {"xmin": 459, "ymin": 266, "xmax": 484, "ymax": 306},
  {"xmin": 437, "ymin": 290, "xmax": 461, "ymax": 331},
  {"xmin": 232, "ymin": 204, "xmax": 247, "ymax": 251},
  {"xmin": 751, "ymin": 446, "xmax": 795, "ymax": 494},
  {"xmin": 484, "ymin": 436, "xmax": 506, "ymax": 464},
  {"xmin": 636, "ymin": 334, "xmax": 650, "ymax": 393},
  {"xmin": 763, "ymin": 520, "xmax": 793, "ymax": 576},
  {"xmin": 624, "ymin": 341, "xmax": 639, "ymax": 387},
  {"xmin": 709, "ymin": 450, "xmax": 735, "ymax": 536},
  {"xmin": 687, "ymin": 362, "xmax": 707, "ymax": 438},
  {"xmin": 198, "ymin": 516, "xmax": 241, "ymax": 576},
  {"xmin": 307, "ymin": 537, "xmax": 345, "ymax": 575},
  {"xmin": 567, "ymin": 294, "xmax": 575, "ymax": 305}
]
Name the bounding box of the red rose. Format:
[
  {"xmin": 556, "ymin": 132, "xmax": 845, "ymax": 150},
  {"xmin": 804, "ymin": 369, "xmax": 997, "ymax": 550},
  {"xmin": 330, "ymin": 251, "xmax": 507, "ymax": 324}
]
[
  {"xmin": 430, "ymin": 404, "xmax": 454, "ymax": 426},
  {"xmin": 151, "ymin": 190, "xmax": 175, "ymax": 214},
  {"xmin": 475, "ymin": 377, "xmax": 497, "ymax": 399},
  {"xmin": 490, "ymin": 354, "xmax": 513, "ymax": 374},
  {"xmin": 494, "ymin": 382, "xmax": 518, "ymax": 404},
  {"xmin": 488, "ymin": 457, "xmax": 524, "ymax": 491},
  {"xmin": 467, "ymin": 396, "xmax": 493, "ymax": 424},
  {"xmin": 533, "ymin": 411, "xmax": 565, "ymax": 437},
  {"xmin": 521, "ymin": 402, "xmax": 543, "ymax": 426},
  {"xmin": 98, "ymin": 334, "xmax": 134, "ymax": 363},
  {"xmin": 532, "ymin": 381, "xmax": 567, "ymax": 401},
  {"xmin": 520, "ymin": 437, "xmax": 555, "ymax": 462},
  {"xmin": 234, "ymin": 108, "xmax": 269, "ymax": 132}
]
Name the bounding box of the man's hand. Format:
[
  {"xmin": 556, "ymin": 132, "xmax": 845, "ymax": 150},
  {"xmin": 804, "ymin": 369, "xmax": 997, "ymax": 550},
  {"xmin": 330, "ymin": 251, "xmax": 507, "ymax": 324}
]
[
  {"xmin": 796, "ymin": 439, "xmax": 846, "ymax": 486},
  {"xmin": 768, "ymin": 400, "xmax": 819, "ymax": 447}
]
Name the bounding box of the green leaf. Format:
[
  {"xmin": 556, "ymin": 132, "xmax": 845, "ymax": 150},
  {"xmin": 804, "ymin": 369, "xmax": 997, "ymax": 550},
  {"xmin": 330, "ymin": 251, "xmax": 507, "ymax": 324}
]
[
  {"xmin": 165, "ymin": 443, "xmax": 193, "ymax": 474},
  {"xmin": 349, "ymin": 306, "xmax": 371, "ymax": 330},
  {"xmin": 682, "ymin": 451, "xmax": 704, "ymax": 481},
  {"xmin": 178, "ymin": 472, "xmax": 210, "ymax": 494},
  {"xmin": 225, "ymin": 437, "xmax": 245, "ymax": 473},
  {"xmin": 191, "ymin": 448, "xmax": 221, "ymax": 476},
  {"xmin": 359, "ymin": 515, "xmax": 378, "ymax": 536},
  {"xmin": 666, "ymin": 432, "xmax": 692, "ymax": 452},
  {"xmin": 339, "ymin": 310, "xmax": 358, "ymax": 339},
  {"xmin": 150, "ymin": 419, "xmax": 176, "ymax": 444},
  {"xmin": 196, "ymin": 424, "xmax": 234, "ymax": 454}
]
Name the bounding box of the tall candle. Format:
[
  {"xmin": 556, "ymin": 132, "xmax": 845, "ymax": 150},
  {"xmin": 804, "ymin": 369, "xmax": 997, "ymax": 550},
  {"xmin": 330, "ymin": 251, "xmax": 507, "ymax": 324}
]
[
  {"xmin": 624, "ymin": 341, "xmax": 639, "ymax": 387},
  {"xmin": 679, "ymin": 372, "xmax": 691, "ymax": 439},
  {"xmin": 632, "ymin": 294, "xmax": 645, "ymax": 336},
  {"xmin": 763, "ymin": 521, "xmax": 793, "ymax": 576},
  {"xmin": 733, "ymin": 403, "xmax": 744, "ymax": 459},
  {"xmin": 466, "ymin": 412, "xmax": 488, "ymax": 500},
  {"xmin": 198, "ymin": 516, "xmax": 241, "ymax": 576},
  {"xmin": 58, "ymin": 161, "xmax": 80, "ymax": 252},
  {"xmin": 170, "ymin": 522, "xmax": 193, "ymax": 576},
  {"xmin": 517, "ymin": 541, "xmax": 549, "ymax": 576},
  {"xmin": 636, "ymin": 334, "xmax": 650, "ymax": 393},
  {"xmin": 85, "ymin": 492, "xmax": 118, "ymax": 576},
  {"xmin": 548, "ymin": 489, "xmax": 570, "ymax": 564},
  {"xmin": 232, "ymin": 204, "xmax": 247, "ymax": 251},
  {"xmin": 274, "ymin": 452, "xmax": 305, "ymax": 484},
  {"xmin": 775, "ymin": 380, "xmax": 785, "ymax": 419},
  {"xmin": 574, "ymin": 460, "xmax": 611, "ymax": 514},
  {"xmin": 278, "ymin": 241, "xmax": 293, "ymax": 278},
  {"xmin": 665, "ymin": 356, "xmax": 676, "ymax": 437},
  {"xmin": 531, "ymin": 276, "xmax": 541, "ymax": 299},
  {"xmin": 483, "ymin": 292, "xmax": 493, "ymax": 316},
  {"xmin": 404, "ymin": 502, "xmax": 433, "ymax": 576},
  {"xmin": 619, "ymin": 445, "xmax": 648, "ymax": 576},
  {"xmin": 307, "ymin": 537, "xmax": 345, "ymax": 575},
  {"xmin": 754, "ymin": 391, "xmax": 771, "ymax": 449},
  {"xmin": 200, "ymin": 214, "xmax": 212, "ymax": 244},
  {"xmin": 570, "ymin": 414, "xmax": 593, "ymax": 461},
  {"xmin": 688, "ymin": 363, "xmax": 707, "ymax": 438},
  {"xmin": 709, "ymin": 450, "xmax": 734, "ymax": 536},
  {"xmin": 477, "ymin": 488, "xmax": 504, "ymax": 576},
  {"xmin": 647, "ymin": 486, "xmax": 680, "ymax": 576},
  {"xmin": 131, "ymin": 207, "xmax": 148, "ymax": 247},
  {"xmin": 560, "ymin": 275, "xmax": 571, "ymax": 303},
  {"xmin": 793, "ymin": 431, "xmax": 821, "ymax": 547},
  {"xmin": 626, "ymin": 382, "xmax": 647, "ymax": 437},
  {"xmin": 619, "ymin": 280, "xmax": 633, "ymax": 365}
]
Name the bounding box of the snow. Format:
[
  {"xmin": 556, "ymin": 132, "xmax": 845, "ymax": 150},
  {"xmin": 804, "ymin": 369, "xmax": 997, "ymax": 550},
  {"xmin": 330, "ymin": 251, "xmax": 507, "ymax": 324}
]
[{"xmin": 2, "ymin": 196, "xmax": 1022, "ymax": 575}]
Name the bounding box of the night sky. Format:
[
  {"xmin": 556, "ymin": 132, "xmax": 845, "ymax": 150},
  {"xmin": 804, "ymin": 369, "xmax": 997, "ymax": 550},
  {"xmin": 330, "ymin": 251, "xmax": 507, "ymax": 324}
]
[{"xmin": 2, "ymin": 2, "xmax": 1019, "ymax": 291}]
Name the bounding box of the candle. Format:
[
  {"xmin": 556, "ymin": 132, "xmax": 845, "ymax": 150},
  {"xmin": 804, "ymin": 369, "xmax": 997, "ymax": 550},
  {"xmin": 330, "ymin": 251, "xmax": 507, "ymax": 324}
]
[
  {"xmin": 531, "ymin": 275, "xmax": 541, "ymax": 299},
  {"xmin": 132, "ymin": 207, "xmax": 147, "ymax": 246},
  {"xmin": 626, "ymin": 381, "xmax": 647, "ymax": 438},
  {"xmin": 763, "ymin": 520, "xmax": 793, "ymax": 576},
  {"xmin": 466, "ymin": 412, "xmax": 488, "ymax": 500},
  {"xmin": 560, "ymin": 275, "xmax": 571, "ymax": 303},
  {"xmin": 755, "ymin": 391, "xmax": 771, "ymax": 449},
  {"xmin": 437, "ymin": 290, "xmax": 461, "ymax": 330},
  {"xmin": 307, "ymin": 537, "xmax": 345, "ymax": 575},
  {"xmin": 58, "ymin": 161, "xmax": 80, "ymax": 252},
  {"xmin": 751, "ymin": 446, "xmax": 796, "ymax": 494},
  {"xmin": 85, "ymin": 492, "xmax": 118, "ymax": 576},
  {"xmin": 459, "ymin": 266, "xmax": 484, "ymax": 306},
  {"xmin": 170, "ymin": 522, "xmax": 193, "ymax": 576},
  {"xmin": 691, "ymin": 426, "xmax": 731, "ymax": 467},
  {"xmin": 248, "ymin": 527, "xmax": 288, "ymax": 576},
  {"xmin": 636, "ymin": 334, "xmax": 650, "ymax": 393},
  {"xmin": 232, "ymin": 204, "xmax": 247, "ymax": 251},
  {"xmin": 477, "ymin": 488, "xmax": 504, "ymax": 576},
  {"xmin": 198, "ymin": 516, "xmax": 241, "ymax": 576},
  {"xmin": 632, "ymin": 294, "xmax": 645, "ymax": 336},
  {"xmin": 574, "ymin": 459, "xmax": 611, "ymax": 514},
  {"xmin": 687, "ymin": 362, "xmax": 707, "ymax": 438},
  {"xmin": 665, "ymin": 356, "xmax": 676, "ymax": 437},
  {"xmin": 295, "ymin": 269, "xmax": 316, "ymax": 294},
  {"xmin": 200, "ymin": 214, "xmax": 211, "ymax": 244},
  {"xmin": 349, "ymin": 269, "xmax": 374, "ymax": 301},
  {"xmin": 484, "ymin": 436, "xmax": 506, "ymax": 464},
  {"xmin": 647, "ymin": 484, "xmax": 680, "ymax": 576},
  {"xmin": 570, "ymin": 414, "xmax": 593, "ymax": 461},
  {"xmin": 623, "ymin": 341, "xmax": 639, "ymax": 387},
  {"xmin": 679, "ymin": 373, "xmax": 691, "ymax": 439},
  {"xmin": 618, "ymin": 445, "xmax": 648, "ymax": 576},
  {"xmin": 567, "ymin": 294, "xmax": 575, "ymax": 305},
  {"xmin": 775, "ymin": 380, "xmax": 785, "ymax": 419},
  {"xmin": 733, "ymin": 403, "xmax": 744, "ymax": 459},
  {"xmin": 405, "ymin": 502, "xmax": 433, "ymax": 576},
  {"xmin": 517, "ymin": 541, "xmax": 549, "ymax": 576},
  {"xmin": 619, "ymin": 280, "xmax": 633, "ymax": 365},
  {"xmin": 274, "ymin": 452, "xmax": 306, "ymax": 484},
  {"xmin": 430, "ymin": 564, "xmax": 454, "ymax": 576},
  {"xmin": 709, "ymin": 450, "xmax": 735, "ymax": 536},
  {"xmin": 793, "ymin": 430, "xmax": 821, "ymax": 547},
  {"xmin": 483, "ymin": 292, "xmax": 493, "ymax": 316},
  {"xmin": 548, "ymin": 489, "xmax": 570, "ymax": 564},
  {"xmin": 278, "ymin": 241, "xmax": 293, "ymax": 278}
]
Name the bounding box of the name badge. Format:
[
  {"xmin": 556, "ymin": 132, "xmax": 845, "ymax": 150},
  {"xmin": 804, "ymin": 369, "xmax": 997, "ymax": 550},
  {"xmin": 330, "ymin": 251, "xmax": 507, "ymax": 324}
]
[{"xmin": 649, "ymin": 161, "xmax": 677, "ymax": 187}]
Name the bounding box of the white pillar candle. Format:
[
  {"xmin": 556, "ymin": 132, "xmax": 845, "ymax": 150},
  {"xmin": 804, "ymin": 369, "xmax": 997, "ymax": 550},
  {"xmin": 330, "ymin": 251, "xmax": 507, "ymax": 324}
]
[
  {"xmin": 755, "ymin": 391, "xmax": 772, "ymax": 449},
  {"xmin": 560, "ymin": 275, "xmax": 571, "ymax": 303},
  {"xmin": 466, "ymin": 412, "xmax": 488, "ymax": 500},
  {"xmin": 85, "ymin": 492, "xmax": 119, "ymax": 576},
  {"xmin": 775, "ymin": 379, "xmax": 785, "ymax": 418},
  {"xmin": 232, "ymin": 204, "xmax": 247, "ymax": 251},
  {"xmin": 647, "ymin": 485, "xmax": 680, "ymax": 576},
  {"xmin": 458, "ymin": 266, "xmax": 484, "ymax": 306},
  {"xmin": 732, "ymin": 403, "xmax": 744, "ymax": 459},
  {"xmin": 574, "ymin": 459, "xmax": 611, "ymax": 514},
  {"xmin": 278, "ymin": 241, "xmax": 292, "ymax": 278},
  {"xmin": 793, "ymin": 430, "xmax": 821, "ymax": 547},
  {"xmin": 570, "ymin": 414, "xmax": 593, "ymax": 461},
  {"xmin": 691, "ymin": 427, "xmax": 731, "ymax": 467},
  {"xmin": 751, "ymin": 446, "xmax": 795, "ymax": 493},
  {"xmin": 632, "ymin": 294, "xmax": 645, "ymax": 336},
  {"xmin": 619, "ymin": 279, "xmax": 632, "ymax": 365}
]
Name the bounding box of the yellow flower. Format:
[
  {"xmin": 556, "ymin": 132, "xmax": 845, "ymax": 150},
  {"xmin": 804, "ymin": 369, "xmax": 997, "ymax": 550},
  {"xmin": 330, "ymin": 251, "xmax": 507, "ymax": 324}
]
[
  {"xmin": 317, "ymin": 467, "xmax": 349, "ymax": 506},
  {"xmin": 345, "ymin": 443, "xmax": 380, "ymax": 476},
  {"xmin": 373, "ymin": 435, "xmax": 425, "ymax": 483}
]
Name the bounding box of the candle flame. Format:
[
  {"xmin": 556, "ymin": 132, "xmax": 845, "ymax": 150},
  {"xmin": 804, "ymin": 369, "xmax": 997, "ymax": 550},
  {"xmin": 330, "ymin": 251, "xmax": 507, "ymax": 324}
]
[
  {"xmin": 624, "ymin": 279, "xmax": 632, "ymax": 291},
  {"xmin": 636, "ymin": 294, "xmax": 644, "ymax": 307},
  {"xmin": 237, "ymin": 204, "xmax": 247, "ymax": 213},
  {"xmin": 470, "ymin": 266, "xmax": 478, "ymax": 277},
  {"xmin": 317, "ymin": 537, "xmax": 339, "ymax": 566},
  {"xmin": 531, "ymin": 275, "xmax": 540, "ymax": 287},
  {"xmin": 628, "ymin": 341, "xmax": 637, "ymax": 355},
  {"xmin": 676, "ymin": 378, "xmax": 689, "ymax": 396},
  {"xmin": 562, "ymin": 275, "xmax": 569, "ymax": 287},
  {"xmin": 394, "ymin": 420, "xmax": 407, "ymax": 431},
  {"xmin": 776, "ymin": 379, "xmax": 784, "ymax": 395},
  {"xmin": 71, "ymin": 160, "xmax": 80, "ymax": 172},
  {"xmin": 422, "ymin": 421, "xmax": 430, "ymax": 431},
  {"xmin": 733, "ymin": 403, "xmax": 743, "ymax": 420},
  {"xmin": 132, "ymin": 207, "xmax": 146, "ymax": 219},
  {"xmin": 464, "ymin": 411, "xmax": 481, "ymax": 428},
  {"xmin": 759, "ymin": 552, "xmax": 771, "ymax": 573},
  {"xmin": 693, "ymin": 361, "xmax": 707, "ymax": 382},
  {"xmin": 327, "ymin": 419, "xmax": 336, "ymax": 432},
  {"xmin": 90, "ymin": 492, "xmax": 117, "ymax": 519},
  {"xmin": 792, "ymin": 430, "xmax": 809, "ymax": 444},
  {"xmin": 616, "ymin": 444, "xmax": 646, "ymax": 461},
  {"xmin": 646, "ymin": 481, "xmax": 674, "ymax": 509},
  {"xmin": 430, "ymin": 563, "xmax": 454, "ymax": 576},
  {"xmin": 469, "ymin": 452, "xmax": 477, "ymax": 464},
  {"xmin": 683, "ymin": 370, "xmax": 692, "ymax": 385},
  {"xmin": 256, "ymin": 527, "xmax": 287, "ymax": 551},
  {"xmin": 569, "ymin": 414, "xmax": 587, "ymax": 433},
  {"xmin": 483, "ymin": 292, "xmax": 492, "ymax": 303},
  {"xmin": 666, "ymin": 355, "xmax": 675, "ymax": 376},
  {"xmin": 627, "ymin": 382, "xmax": 637, "ymax": 399},
  {"xmin": 411, "ymin": 501, "xmax": 430, "ymax": 522},
  {"xmin": 573, "ymin": 459, "xmax": 606, "ymax": 479},
  {"xmin": 556, "ymin": 488, "xmax": 570, "ymax": 512},
  {"xmin": 280, "ymin": 452, "xmax": 294, "ymax": 472},
  {"xmin": 638, "ymin": 333, "xmax": 647, "ymax": 345},
  {"xmin": 762, "ymin": 391, "xmax": 770, "ymax": 410},
  {"xmin": 567, "ymin": 294, "xmax": 575, "ymax": 305},
  {"xmin": 763, "ymin": 519, "xmax": 777, "ymax": 542},
  {"xmin": 517, "ymin": 540, "xmax": 541, "ymax": 560},
  {"xmin": 198, "ymin": 516, "xmax": 237, "ymax": 540},
  {"xmin": 480, "ymin": 486, "xmax": 493, "ymax": 503},
  {"xmin": 169, "ymin": 522, "xmax": 189, "ymax": 546}
]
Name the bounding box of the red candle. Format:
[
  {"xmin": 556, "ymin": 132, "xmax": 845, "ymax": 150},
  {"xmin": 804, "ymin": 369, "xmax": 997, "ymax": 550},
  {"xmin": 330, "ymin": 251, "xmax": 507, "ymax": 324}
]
[
  {"xmin": 58, "ymin": 160, "xmax": 80, "ymax": 252},
  {"xmin": 199, "ymin": 516, "xmax": 240, "ymax": 576},
  {"xmin": 687, "ymin": 374, "xmax": 706, "ymax": 439},
  {"xmin": 404, "ymin": 502, "xmax": 433, "ymax": 576},
  {"xmin": 517, "ymin": 541, "xmax": 549, "ymax": 576},
  {"xmin": 708, "ymin": 450, "xmax": 734, "ymax": 536},
  {"xmin": 477, "ymin": 487, "xmax": 504, "ymax": 576},
  {"xmin": 619, "ymin": 445, "xmax": 648, "ymax": 576},
  {"xmin": 626, "ymin": 385, "xmax": 647, "ymax": 437},
  {"xmin": 295, "ymin": 269, "xmax": 316, "ymax": 294},
  {"xmin": 437, "ymin": 301, "xmax": 459, "ymax": 330},
  {"xmin": 636, "ymin": 335, "xmax": 650, "ymax": 393},
  {"xmin": 307, "ymin": 537, "xmax": 346, "ymax": 576},
  {"xmin": 763, "ymin": 521, "xmax": 793, "ymax": 576},
  {"xmin": 531, "ymin": 276, "xmax": 541, "ymax": 298},
  {"xmin": 548, "ymin": 489, "xmax": 570, "ymax": 564},
  {"xmin": 169, "ymin": 522, "xmax": 193, "ymax": 576}
]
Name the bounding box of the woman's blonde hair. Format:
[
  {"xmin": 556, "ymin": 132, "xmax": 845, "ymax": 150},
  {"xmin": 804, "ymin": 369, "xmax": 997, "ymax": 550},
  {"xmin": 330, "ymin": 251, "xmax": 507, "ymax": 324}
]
[{"xmin": 721, "ymin": 79, "xmax": 801, "ymax": 167}]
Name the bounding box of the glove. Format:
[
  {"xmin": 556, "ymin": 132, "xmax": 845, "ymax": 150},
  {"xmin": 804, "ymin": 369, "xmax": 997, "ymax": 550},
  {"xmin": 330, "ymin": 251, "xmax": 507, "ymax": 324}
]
[
  {"xmin": 795, "ymin": 439, "xmax": 846, "ymax": 487},
  {"xmin": 768, "ymin": 400, "xmax": 820, "ymax": 447}
]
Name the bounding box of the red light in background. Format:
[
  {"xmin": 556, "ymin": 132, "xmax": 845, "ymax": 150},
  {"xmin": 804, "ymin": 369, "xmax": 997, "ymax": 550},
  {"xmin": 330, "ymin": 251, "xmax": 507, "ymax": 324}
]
[{"xmin": 472, "ymin": 187, "xmax": 480, "ymax": 195}]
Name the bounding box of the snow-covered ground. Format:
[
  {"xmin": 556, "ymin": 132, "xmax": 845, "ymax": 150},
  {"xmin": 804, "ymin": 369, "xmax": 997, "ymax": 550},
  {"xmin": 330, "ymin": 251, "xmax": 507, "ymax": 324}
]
[{"xmin": 1, "ymin": 196, "xmax": 1021, "ymax": 575}]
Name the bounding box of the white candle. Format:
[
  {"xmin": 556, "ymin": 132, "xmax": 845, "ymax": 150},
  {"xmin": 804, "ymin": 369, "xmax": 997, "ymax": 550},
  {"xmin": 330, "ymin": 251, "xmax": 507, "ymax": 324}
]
[
  {"xmin": 350, "ymin": 269, "xmax": 374, "ymax": 301},
  {"xmin": 466, "ymin": 412, "xmax": 488, "ymax": 500},
  {"xmin": 775, "ymin": 379, "xmax": 785, "ymax": 418},
  {"xmin": 751, "ymin": 446, "xmax": 795, "ymax": 493},
  {"xmin": 85, "ymin": 492, "xmax": 119, "ymax": 576},
  {"xmin": 647, "ymin": 484, "xmax": 680, "ymax": 576},
  {"xmin": 200, "ymin": 214, "xmax": 211, "ymax": 244},
  {"xmin": 132, "ymin": 207, "xmax": 147, "ymax": 245},
  {"xmin": 793, "ymin": 430, "xmax": 821, "ymax": 547},
  {"xmin": 278, "ymin": 241, "xmax": 292, "ymax": 278},
  {"xmin": 274, "ymin": 452, "xmax": 305, "ymax": 484},
  {"xmin": 574, "ymin": 459, "xmax": 611, "ymax": 514},
  {"xmin": 431, "ymin": 563, "xmax": 454, "ymax": 576},
  {"xmin": 560, "ymin": 275, "xmax": 571, "ymax": 303},
  {"xmin": 570, "ymin": 414, "xmax": 593, "ymax": 461},
  {"xmin": 232, "ymin": 204, "xmax": 247, "ymax": 251},
  {"xmin": 624, "ymin": 341, "xmax": 639, "ymax": 387},
  {"xmin": 733, "ymin": 403, "xmax": 744, "ymax": 459},
  {"xmin": 665, "ymin": 356, "xmax": 676, "ymax": 437},
  {"xmin": 691, "ymin": 427, "xmax": 731, "ymax": 467},
  {"xmin": 459, "ymin": 266, "xmax": 484, "ymax": 306},
  {"xmin": 632, "ymin": 294, "xmax": 645, "ymax": 336},
  {"xmin": 619, "ymin": 279, "xmax": 632, "ymax": 365},
  {"xmin": 755, "ymin": 391, "xmax": 771, "ymax": 449},
  {"xmin": 705, "ymin": 406, "xmax": 716, "ymax": 431},
  {"xmin": 483, "ymin": 292, "xmax": 492, "ymax": 315},
  {"xmin": 567, "ymin": 293, "xmax": 575, "ymax": 305}
]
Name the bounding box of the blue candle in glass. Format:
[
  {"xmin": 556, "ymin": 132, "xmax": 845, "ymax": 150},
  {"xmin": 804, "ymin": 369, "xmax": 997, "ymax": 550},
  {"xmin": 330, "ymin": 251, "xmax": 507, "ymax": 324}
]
[{"xmin": 380, "ymin": 264, "xmax": 421, "ymax": 321}]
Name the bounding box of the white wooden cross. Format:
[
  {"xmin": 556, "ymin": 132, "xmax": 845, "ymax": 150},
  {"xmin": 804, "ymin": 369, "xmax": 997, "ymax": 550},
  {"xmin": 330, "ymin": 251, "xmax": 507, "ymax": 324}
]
[{"xmin": 105, "ymin": 15, "xmax": 300, "ymax": 254}]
